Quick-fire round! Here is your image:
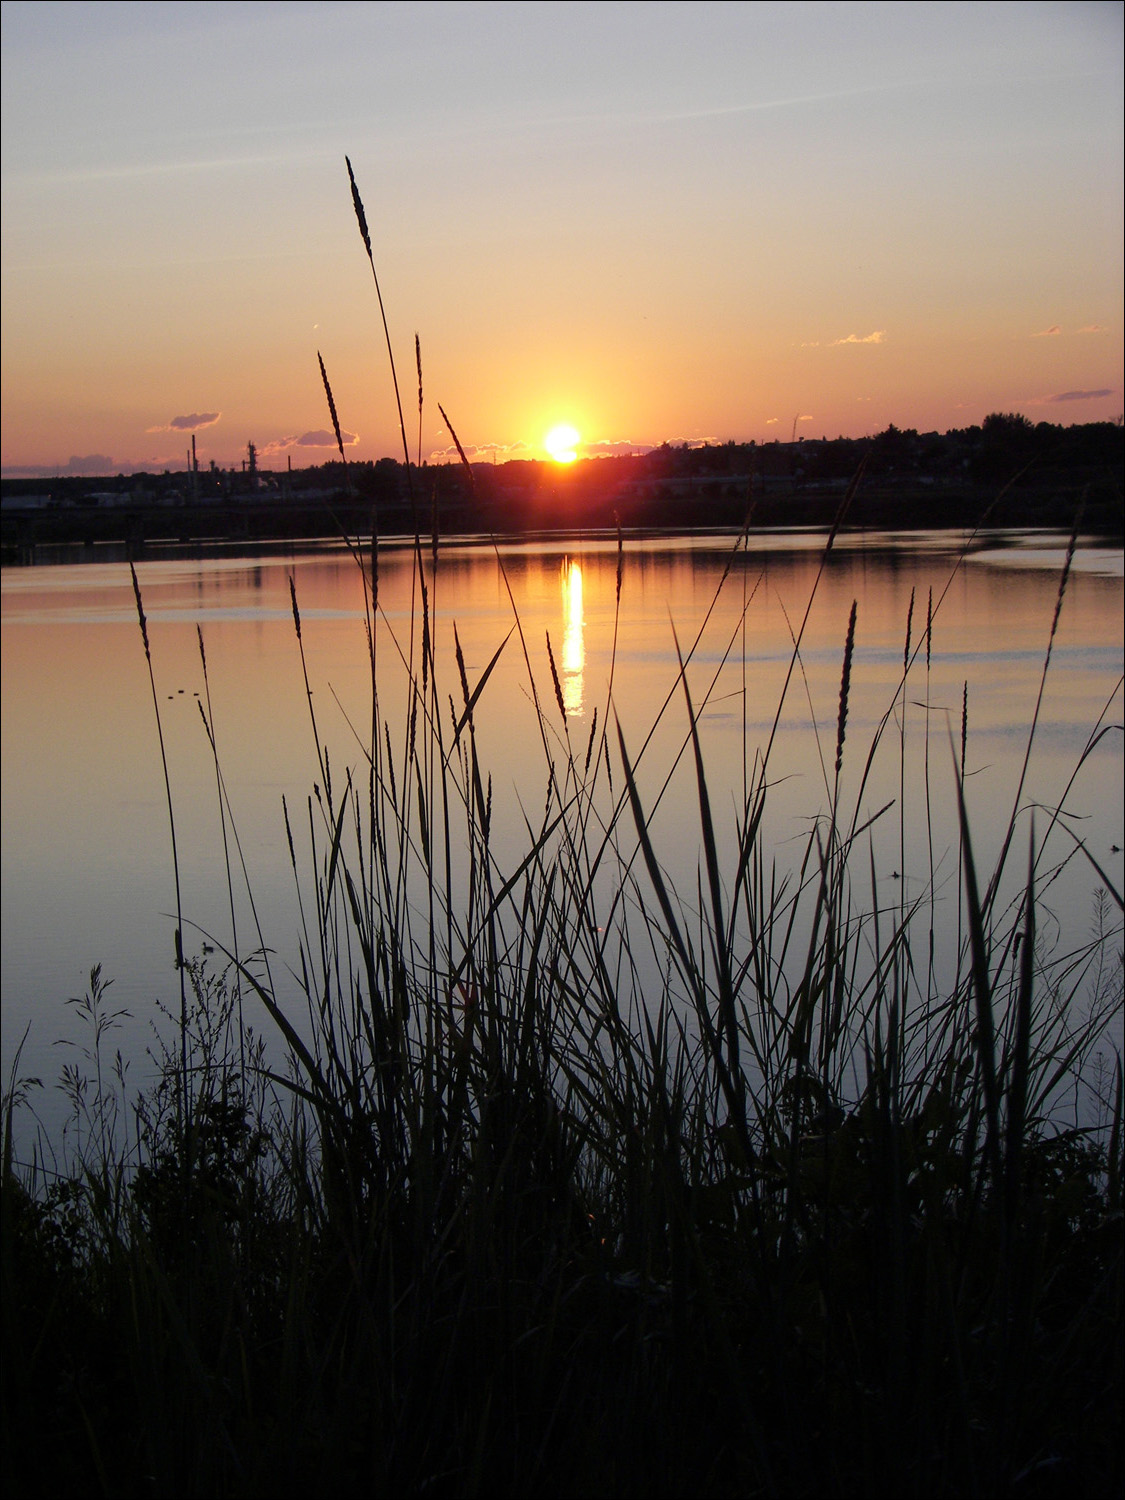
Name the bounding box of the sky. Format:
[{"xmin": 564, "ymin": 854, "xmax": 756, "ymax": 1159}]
[{"xmin": 1, "ymin": 0, "xmax": 1122, "ymax": 476}]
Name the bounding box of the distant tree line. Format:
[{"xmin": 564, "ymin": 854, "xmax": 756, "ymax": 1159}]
[{"xmin": 3, "ymin": 417, "xmax": 1121, "ymax": 542}]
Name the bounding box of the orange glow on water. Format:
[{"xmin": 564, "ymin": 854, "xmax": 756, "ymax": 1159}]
[{"xmin": 560, "ymin": 558, "xmax": 585, "ymax": 715}]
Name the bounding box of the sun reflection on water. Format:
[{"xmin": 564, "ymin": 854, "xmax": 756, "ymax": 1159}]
[{"xmin": 560, "ymin": 557, "xmax": 584, "ymax": 716}]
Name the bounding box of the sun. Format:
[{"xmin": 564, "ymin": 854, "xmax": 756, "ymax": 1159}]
[{"xmin": 544, "ymin": 423, "xmax": 581, "ymax": 464}]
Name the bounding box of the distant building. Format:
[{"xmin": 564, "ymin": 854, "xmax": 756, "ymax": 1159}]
[{"xmin": 1, "ymin": 493, "xmax": 54, "ymax": 510}]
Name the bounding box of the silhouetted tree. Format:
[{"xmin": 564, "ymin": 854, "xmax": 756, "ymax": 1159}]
[{"xmin": 974, "ymin": 412, "xmax": 1038, "ymax": 482}]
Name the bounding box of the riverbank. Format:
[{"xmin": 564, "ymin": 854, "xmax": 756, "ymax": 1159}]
[
  {"xmin": 3, "ymin": 480, "xmax": 1122, "ymax": 564},
  {"xmin": 4, "ymin": 416, "xmax": 1123, "ymax": 561}
]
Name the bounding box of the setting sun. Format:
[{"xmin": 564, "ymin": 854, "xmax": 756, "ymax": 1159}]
[{"xmin": 544, "ymin": 424, "xmax": 580, "ymax": 464}]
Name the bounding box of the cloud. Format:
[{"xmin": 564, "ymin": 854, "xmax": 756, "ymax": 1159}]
[
  {"xmin": 426, "ymin": 438, "xmax": 536, "ymax": 463},
  {"xmin": 1077, "ymin": 324, "xmax": 1105, "ymax": 334},
  {"xmin": 1032, "ymin": 325, "xmax": 1061, "ymax": 338},
  {"xmin": 765, "ymin": 418, "xmax": 779, "ymax": 425},
  {"xmin": 1047, "ymin": 388, "xmax": 1114, "ymax": 403},
  {"xmin": 426, "ymin": 444, "xmax": 478, "ymax": 464},
  {"xmin": 69, "ymin": 452, "xmax": 121, "ymax": 473},
  {"xmin": 802, "ymin": 331, "xmax": 884, "ymax": 348},
  {"xmin": 2, "ymin": 453, "xmax": 120, "ymax": 477},
  {"xmin": 582, "ymin": 439, "xmax": 654, "ymax": 457},
  {"xmin": 296, "ymin": 428, "xmax": 357, "ymax": 447},
  {"xmin": 147, "ymin": 411, "xmax": 221, "ymax": 433},
  {"xmin": 427, "ymin": 446, "xmax": 485, "ymax": 464},
  {"xmin": 260, "ymin": 429, "xmax": 360, "ymax": 456},
  {"xmin": 3, "ymin": 452, "xmax": 231, "ymax": 478}
]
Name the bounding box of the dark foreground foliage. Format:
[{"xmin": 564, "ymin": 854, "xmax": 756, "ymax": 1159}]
[{"xmin": 3, "ymin": 982, "xmax": 1122, "ymax": 1499}]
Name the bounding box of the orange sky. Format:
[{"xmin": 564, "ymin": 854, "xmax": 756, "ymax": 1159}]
[{"xmin": 2, "ymin": 2, "xmax": 1121, "ymax": 477}]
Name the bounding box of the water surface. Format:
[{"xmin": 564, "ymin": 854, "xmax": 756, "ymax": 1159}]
[{"xmin": 3, "ymin": 529, "xmax": 1121, "ymax": 1141}]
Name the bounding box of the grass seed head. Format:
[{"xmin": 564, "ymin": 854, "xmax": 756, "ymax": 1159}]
[
  {"xmin": 130, "ymin": 563, "xmax": 150, "ymax": 659},
  {"xmin": 835, "ymin": 599, "xmax": 858, "ymax": 777},
  {"xmin": 546, "ymin": 631, "xmax": 567, "ymax": 720},
  {"xmin": 345, "ymin": 154, "xmax": 372, "ymax": 261}
]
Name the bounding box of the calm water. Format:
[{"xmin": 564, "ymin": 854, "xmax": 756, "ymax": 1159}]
[{"xmin": 2, "ymin": 528, "xmax": 1122, "ymax": 1141}]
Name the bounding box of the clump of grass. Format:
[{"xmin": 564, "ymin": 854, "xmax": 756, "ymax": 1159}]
[
  {"xmin": 2, "ymin": 160, "xmax": 1121, "ymax": 1500},
  {"xmin": 6, "ymin": 518, "xmax": 1120, "ymax": 1500}
]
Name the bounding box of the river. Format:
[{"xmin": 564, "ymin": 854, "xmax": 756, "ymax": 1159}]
[{"xmin": 2, "ymin": 527, "xmax": 1122, "ymax": 1149}]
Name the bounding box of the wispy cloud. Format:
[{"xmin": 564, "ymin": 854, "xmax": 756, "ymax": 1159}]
[
  {"xmin": 426, "ymin": 448, "xmax": 473, "ymax": 464},
  {"xmin": 602, "ymin": 77, "xmax": 924, "ymax": 130},
  {"xmin": 427, "ymin": 436, "xmax": 659, "ymax": 463},
  {"xmin": 583, "ymin": 439, "xmax": 653, "ymax": 457},
  {"xmin": 260, "ymin": 428, "xmax": 359, "ymax": 456},
  {"xmin": 1032, "ymin": 324, "xmax": 1107, "ymax": 338},
  {"xmin": 427, "ymin": 438, "xmax": 531, "ymax": 464},
  {"xmin": 21, "ymin": 146, "xmax": 331, "ymax": 188},
  {"xmin": 147, "ymin": 411, "xmax": 221, "ymax": 433},
  {"xmin": 801, "ymin": 330, "xmax": 885, "ymax": 348},
  {"xmin": 2, "ymin": 454, "xmax": 120, "ymax": 478},
  {"xmin": 295, "ymin": 428, "xmax": 358, "ymax": 447},
  {"xmin": 1047, "ymin": 388, "xmax": 1114, "ymax": 403}
]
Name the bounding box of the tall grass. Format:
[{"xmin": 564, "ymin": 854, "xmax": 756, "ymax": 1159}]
[{"xmin": 2, "ymin": 161, "xmax": 1121, "ymax": 1500}]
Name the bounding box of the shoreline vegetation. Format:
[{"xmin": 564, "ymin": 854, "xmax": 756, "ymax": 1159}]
[
  {"xmin": 3, "ymin": 159, "xmax": 1122, "ymax": 1496},
  {"xmin": 3, "ymin": 516, "xmax": 1122, "ymax": 1500}
]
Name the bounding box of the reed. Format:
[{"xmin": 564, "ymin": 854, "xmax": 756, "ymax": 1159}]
[
  {"xmin": 130, "ymin": 561, "xmax": 190, "ymax": 1141},
  {"xmin": 1, "ymin": 161, "xmax": 1120, "ymax": 1500}
]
